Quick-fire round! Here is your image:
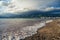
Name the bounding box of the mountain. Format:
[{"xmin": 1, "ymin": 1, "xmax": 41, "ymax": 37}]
[{"xmin": 0, "ymin": 9, "xmax": 60, "ymax": 18}]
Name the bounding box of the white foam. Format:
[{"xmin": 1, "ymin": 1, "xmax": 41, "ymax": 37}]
[
  {"xmin": 46, "ymin": 20, "xmax": 53, "ymax": 23},
  {"xmin": 19, "ymin": 22, "xmax": 46, "ymax": 39}
]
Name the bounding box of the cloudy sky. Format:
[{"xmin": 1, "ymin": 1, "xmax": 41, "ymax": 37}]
[{"xmin": 0, "ymin": 0, "xmax": 60, "ymax": 14}]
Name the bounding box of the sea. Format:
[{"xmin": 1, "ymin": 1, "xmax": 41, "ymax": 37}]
[{"xmin": 0, "ymin": 18, "xmax": 57, "ymax": 40}]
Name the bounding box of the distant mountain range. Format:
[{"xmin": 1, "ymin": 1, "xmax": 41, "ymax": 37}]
[{"xmin": 0, "ymin": 9, "xmax": 60, "ymax": 18}]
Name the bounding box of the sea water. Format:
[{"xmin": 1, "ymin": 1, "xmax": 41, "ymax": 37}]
[{"xmin": 0, "ymin": 18, "xmax": 51, "ymax": 40}]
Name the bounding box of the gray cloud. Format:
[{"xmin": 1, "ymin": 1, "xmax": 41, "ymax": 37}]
[{"xmin": 0, "ymin": 0, "xmax": 59, "ymax": 14}]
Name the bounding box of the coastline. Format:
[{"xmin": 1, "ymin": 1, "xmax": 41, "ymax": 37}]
[{"xmin": 23, "ymin": 19, "xmax": 60, "ymax": 40}]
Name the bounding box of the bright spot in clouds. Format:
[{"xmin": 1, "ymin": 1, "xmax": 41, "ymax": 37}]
[{"xmin": 0, "ymin": 0, "xmax": 59, "ymax": 14}]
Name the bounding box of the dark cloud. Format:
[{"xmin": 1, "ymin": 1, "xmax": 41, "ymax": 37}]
[
  {"xmin": 47, "ymin": 0, "xmax": 60, "ymax": 7},
  {"xmin": 0, "ymin": 8, "xmax": 60, "ymax": 18}
]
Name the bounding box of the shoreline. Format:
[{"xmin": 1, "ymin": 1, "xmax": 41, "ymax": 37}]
[{"xmin": 23, "ymin": 19, "xmax": 60, "ymax": 40}]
